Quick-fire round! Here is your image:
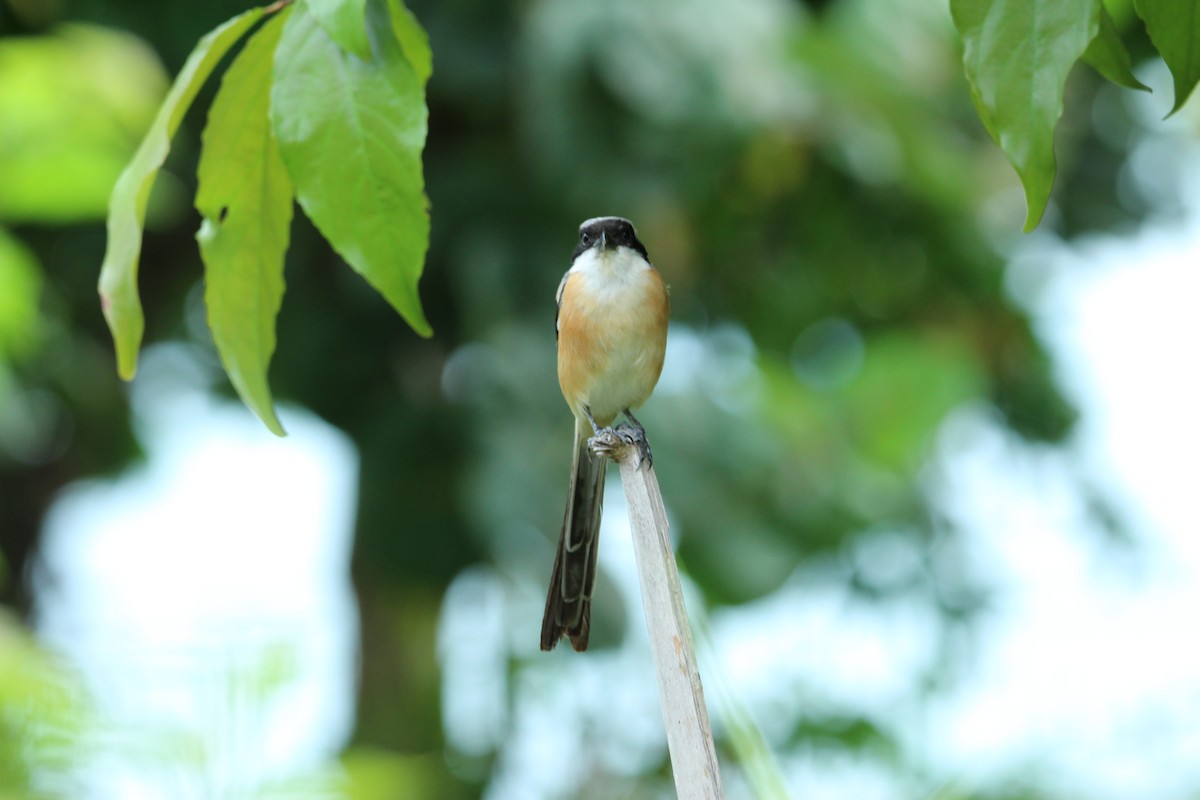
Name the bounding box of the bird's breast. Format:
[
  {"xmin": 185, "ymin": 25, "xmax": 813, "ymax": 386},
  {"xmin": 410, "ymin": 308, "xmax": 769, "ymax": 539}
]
[{"xmin": 557, "ymin": 260, "xmax": 669, "ymax": 425}]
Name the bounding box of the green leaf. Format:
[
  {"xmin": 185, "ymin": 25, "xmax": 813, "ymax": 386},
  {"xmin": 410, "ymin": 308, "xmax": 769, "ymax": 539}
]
[
  {"xmin": 196, "ymin": 8, "xmax": 293, "ymax": 437},
  {"xmin": 1134, "ymin": 0, "xmax": 1200, "ymax": 114},
  {"xmin": 951, "ymin": 0, "xmax": 1100, "ymax": 232},
  {"xmin": 98, "ymin": 7, "xmax": 266, "ymax": 380},
  {"xmin": 271, "ymin": 0, "xmax": 431, "ymax": 336},
  {"xmin": 1084, "ymin": 2, "xmax": 1150, "ymax": 92},
  {"xmin": 305, "ymin": 0, "xmax": 372, "ymax": 61},
  {"xmin": 388, "ymin": 0, "xmax": 432, "ymax": 85}
]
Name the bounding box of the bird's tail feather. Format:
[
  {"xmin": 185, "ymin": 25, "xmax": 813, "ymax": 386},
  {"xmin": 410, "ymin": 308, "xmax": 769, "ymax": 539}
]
[{"xmin": 541, "ymin": 419, "xmax": 606, "ymax": 651}]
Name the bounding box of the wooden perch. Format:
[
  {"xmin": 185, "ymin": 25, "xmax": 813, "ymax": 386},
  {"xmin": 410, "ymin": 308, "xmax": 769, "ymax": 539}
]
[{"xmin": 589, "ymin": 429, "xmax": 725, "ymax": 800}]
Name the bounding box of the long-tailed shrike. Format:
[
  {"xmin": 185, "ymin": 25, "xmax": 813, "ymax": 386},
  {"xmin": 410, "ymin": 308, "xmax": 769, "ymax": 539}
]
[{"xmin": 540, "ymin": 216, "xmax": 670, "ymax": 652}]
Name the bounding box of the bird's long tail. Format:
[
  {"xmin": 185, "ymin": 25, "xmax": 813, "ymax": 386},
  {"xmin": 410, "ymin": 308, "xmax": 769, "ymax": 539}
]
[{"xmin": 541, "ymin": 418, "xmax": 606, "ymax": 651}]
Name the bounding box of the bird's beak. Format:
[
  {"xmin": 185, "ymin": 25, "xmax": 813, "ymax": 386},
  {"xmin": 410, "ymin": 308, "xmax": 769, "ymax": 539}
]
[{"xmin": 599, "ymin": 230, "xmax": 612, "ymax": 250}]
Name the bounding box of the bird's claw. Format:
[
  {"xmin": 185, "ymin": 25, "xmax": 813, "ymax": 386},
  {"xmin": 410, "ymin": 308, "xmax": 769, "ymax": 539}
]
[
  {"xmin": 587, "ymin": 424, "xmax": 652, "ymax": 469},
  {"xmin": 615, "ymin": 421, "xmax": 653, "ymax": 469},
  {"xmin": 587, "ymin": 427, "xmax": 623, "ymax": 459}
]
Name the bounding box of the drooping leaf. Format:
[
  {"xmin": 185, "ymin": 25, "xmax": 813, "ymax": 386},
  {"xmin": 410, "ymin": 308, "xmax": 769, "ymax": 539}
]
[
  {"xmin": 271, "ymin": 0, "xmax": 431, "ymax": 336},
  {"xmin": 305, "ymin": 0, "xmax": 372, "ymax": 61},
  {"xmin": 196, "ymin": 8, "xmax": 293, "ymax": 436},
  {"xmin": 1134, "ymin": 0, "xmax": 1200, "ymax": 114},
  {"xmin": 98, "ymin": 7, "xmax": 266, "ymax": 380},
  {"xmin": 1083, "ymin": 2, "xmax": 1150, "ymax": 92},
  {"xmin": 388, "ymin": 0, "xmax": 432, "ymax": 86},
  {"xmin": 951, "ymin": 0, "xmax": 1100, "ymax": 231}
]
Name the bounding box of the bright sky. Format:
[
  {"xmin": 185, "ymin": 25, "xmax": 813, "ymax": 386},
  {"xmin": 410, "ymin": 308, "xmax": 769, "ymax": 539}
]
[
  {"xmin": 923, "ymin": 216, "xmax": 1200, "ymax": 798},
  {"xmin": 36, "ymin": 348, "xmax": 359, "ymax": 798}
]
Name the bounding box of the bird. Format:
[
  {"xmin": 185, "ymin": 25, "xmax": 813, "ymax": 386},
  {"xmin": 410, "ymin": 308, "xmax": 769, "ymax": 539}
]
[{"xmin": 541, "ymin": 216, "xmax": 670, "ymax": 652}]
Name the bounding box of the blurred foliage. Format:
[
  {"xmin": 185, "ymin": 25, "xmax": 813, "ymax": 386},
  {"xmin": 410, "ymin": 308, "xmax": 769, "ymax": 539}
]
[
  {"xmin": 0, "ymin": 229, "xmax": 41, "ymax": 360},
  {"xmin": 340, "ymin": 747, "xmax": 454, "ymax": 800},
  {"xmin": 0, "ymin": 0, "xmax": 1166, "ymax": 797},
  {"xmin": 0, "ymin": 610, "xmax": 88, "ymax": 798},
  {"xmin": 0, "ymin": 23, "xmax": 168, "ymax": 222},
  {"xmin": 0, "ymin": 15, "xmax": 150, "ymax": 614}
]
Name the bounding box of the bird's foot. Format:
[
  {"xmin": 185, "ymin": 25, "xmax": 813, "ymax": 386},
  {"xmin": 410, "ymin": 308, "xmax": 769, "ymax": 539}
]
[
  {"xmin": 587, "ymin": 427, "xmax": 625, "ymax": 460},
  {"xmin": 613, "ymin": 421, "xmax": 652, "ymax": 469},
  {"xmin": 620, "ymin": 408, "xmax": 652, "ymax": 469},
  {"xmin": 583, "ymin": 407, "xmax": 653, "ymax": 468}
]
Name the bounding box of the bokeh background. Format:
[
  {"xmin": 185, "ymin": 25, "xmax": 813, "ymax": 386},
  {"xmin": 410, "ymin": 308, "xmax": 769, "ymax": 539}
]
[{"xmin": 3, "ymin": 0, "xmax": 1199, "ymax": 797}]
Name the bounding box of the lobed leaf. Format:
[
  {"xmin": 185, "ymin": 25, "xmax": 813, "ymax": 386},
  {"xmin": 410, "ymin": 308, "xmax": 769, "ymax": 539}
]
[
  {"xmin": 305, "ymin": 0, "xmax": 372, "ymax": 61},
  {"xmin": 1134, "ymin": 0, "xmax": 1200, "ymax": 114},
  {"xmin": 196, "ymin": 8, "xmax": 293, "ymax": 436},
  {"xmin": 271, "ymin": 0, "xmax": 431, "ymax": 336},
  {"xmin": 1083, "ymin": 2, "xmax": 1150, "ymax": 92},
  {"xmin": 951, "ymin": 0, "xmax": 1100, "ymax": 231},
  {"xmin": 98, "ymin": 7, "xmax": 265, "ymax": 379}
]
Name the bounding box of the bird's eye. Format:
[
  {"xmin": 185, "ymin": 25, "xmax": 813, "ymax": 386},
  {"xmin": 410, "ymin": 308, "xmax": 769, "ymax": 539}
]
[{"xmin": 580, "ymin": 231, "xmax": 591, "ymax": 246}]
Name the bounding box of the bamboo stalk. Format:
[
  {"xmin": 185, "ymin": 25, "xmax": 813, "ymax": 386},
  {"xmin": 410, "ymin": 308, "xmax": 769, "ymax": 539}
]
[{"xmin": 590, "ymin": 430, "xmax": 724, "ymax": 799}]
